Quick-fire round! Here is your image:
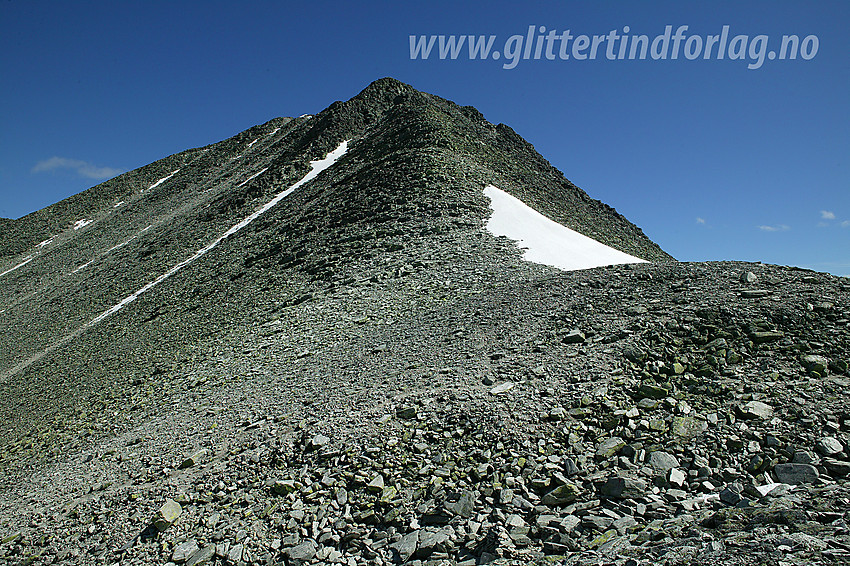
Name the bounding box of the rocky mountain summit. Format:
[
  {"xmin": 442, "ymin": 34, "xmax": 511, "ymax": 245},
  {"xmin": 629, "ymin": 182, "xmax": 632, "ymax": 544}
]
[{"xmin": 0, "ymin": 79, "xmax": 847, "ymax": 566}]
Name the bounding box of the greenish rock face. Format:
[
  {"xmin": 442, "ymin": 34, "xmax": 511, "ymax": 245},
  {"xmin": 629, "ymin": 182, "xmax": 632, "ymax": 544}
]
[
  {"xmin": 801, "ymin": 355, "xmax": 828, "ymax": 374},
  {"xmin": 595, "ymin": 437, "xmax": 626, "ymax": 459},
  {"xmin": 726, "ymin": 350, "xmax": 743, "ymax": 364},
  {"xmin": 638, "ymin": 383, "xmax": 669, "ymax": 400},
  {"xmin": 272, "ymin": 479, "xmax": 299, "ymax": 495},
  {"xmin": 671, "ymin": 416, "xmax": 708, "ymax": 439},
  {"xmin": 542, "ymin": 482, "xmax": 581, "ymax": 506},
  {"xmin": 379, "ymin": 485, "xmax": 398, "ymax": 503},
  {"xmin": 154, "ymin": 499, "xmax": 182, "ymax": 531},
  {"xmin": 752, "ymin": 331, "xmax": 784, "ymax": 344}
]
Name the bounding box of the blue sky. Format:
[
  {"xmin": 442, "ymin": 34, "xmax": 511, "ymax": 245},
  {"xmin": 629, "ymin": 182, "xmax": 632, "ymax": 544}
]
[{"xmin": 1, "ymin": 1, "xmax": 848, "ymax": 275}]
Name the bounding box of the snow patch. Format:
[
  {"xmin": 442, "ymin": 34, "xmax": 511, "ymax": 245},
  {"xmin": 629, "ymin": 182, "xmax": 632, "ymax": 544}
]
[
  {"xmin": 36, "ymin": 236, "xmax": 55, "ymax": 248},
  {"xmin": 113, "ymin": 201, "xmax": 125, "ymax": 208},
  {"xmin": 483, "ymin": 185, "xmax": 648, "ymax": 271},
  {"xmin": 73, "ymin": 219, "xmax": 93, "ymax": 231},
  {"xmin": 247, "ymin": 138, "xmax": 259, "ymax": 148},
  {"xmin": 269, "ymin": 127, "xmax": 280, "ymax": 136},
  {"xmin": 237, "ymin": 167, "xmax": 269, "ymax": 188},
  {"xmin": 0, "ymin": 256, "xmax": 34, "ymax": 278},
  {"xmin": 147, "ymin": 169, "xmax": 180, "ymax": 190},
  {"xmin": 89, "ymin": 140, "xmax": 349, "ymax": 325},
  {"xmin": 299, "ymin": 114, "xmax": 313, "ymax": 119},
  {"xmin": 107, "ymin": 239, "xmax": 133, "ymax": 253},
  {"xmin": 71, "ymin": 260, "xmax": 94, "ymax": 274}
]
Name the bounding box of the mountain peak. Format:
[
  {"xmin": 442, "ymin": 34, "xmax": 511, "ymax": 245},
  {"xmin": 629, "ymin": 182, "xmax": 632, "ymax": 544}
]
[{"xmin": 1, "ymin": 79, "xmax": 848, "ymax": 566}]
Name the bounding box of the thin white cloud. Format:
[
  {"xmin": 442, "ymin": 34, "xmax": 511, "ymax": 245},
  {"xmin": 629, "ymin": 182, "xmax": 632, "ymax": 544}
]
[
  {"xmin": 32, "ymin": 157, "xmax": 123, "ymax": 180},
  {"xmin": 842, "ymin": 220, "xmax": 850, "ymax": 228},
  {"xmin": 696, "ymin": 217, "xmax": 706, "ymax": 225},
  {"xmin": 820, "ymin": 210, "xmax": 836, "ymax": 220},
  {"xmin": 757, "ymin": 224, "xmax": 790, "ymax": 232}
]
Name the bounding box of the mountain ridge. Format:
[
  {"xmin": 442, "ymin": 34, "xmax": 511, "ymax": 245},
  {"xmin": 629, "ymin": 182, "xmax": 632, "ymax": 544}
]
[{"xmin": 0, "ymin": 78, "xmax": 847, "ymax": 566}]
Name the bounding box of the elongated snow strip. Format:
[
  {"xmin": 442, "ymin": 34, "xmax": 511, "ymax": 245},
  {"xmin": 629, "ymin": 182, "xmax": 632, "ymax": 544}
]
[
  {"xmin": 91, "ymin": 142, "xmax": 347, "ymax": 324},
  {"xmin": 0, "ymin": 141, "xmax": 349, "ymax": 382},
  {"xmin": 0, "ymin": 256, "xmax": 34, "ymax": 278},
  {"xmin": 147, "ymin": 169, "xmax": 180, "ymax": 190},
  {"xmin": 483, "ymin": 184, "xmax": 647, "ymax": 271},
  {"xmin": 237, "ymin": 167, "xmax": 269, "ymax": 188}
]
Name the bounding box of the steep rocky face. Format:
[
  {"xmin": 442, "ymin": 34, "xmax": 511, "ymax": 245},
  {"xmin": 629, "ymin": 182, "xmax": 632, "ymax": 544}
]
[{"xmin": 0, "ymin": 80, "xmax": 847, "ymax": 566}]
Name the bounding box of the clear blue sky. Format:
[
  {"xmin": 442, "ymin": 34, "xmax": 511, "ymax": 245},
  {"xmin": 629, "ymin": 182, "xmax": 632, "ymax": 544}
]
[{"xmin": 1, "ymin": 1, "xmax": 848, "ymax": 274}]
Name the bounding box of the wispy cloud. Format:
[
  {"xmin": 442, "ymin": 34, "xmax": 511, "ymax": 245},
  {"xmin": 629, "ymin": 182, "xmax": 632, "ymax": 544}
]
[
  {"xmin": 820, "ymin": 210, "xmax": 836, "ymax": 220},
  {"xmin": 757, "ymin": 224, "xmax": 790, "ymax": 232},
  {"xmin": 842, "ymin": 220, "xmax": 850, "ymax": 228},
  {"xmin": 32, "ymin": 157, "xmax": 123, "ymax": 180},
  {"xmin": 696, "ymin": 217, "xmax": 706, "ymax": 225}
]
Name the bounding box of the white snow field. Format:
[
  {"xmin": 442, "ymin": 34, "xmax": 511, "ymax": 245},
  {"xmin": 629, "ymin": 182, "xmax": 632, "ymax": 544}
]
[{"xmin": 484, "ymin": 184, "xmax": 647, "ymax": 271}]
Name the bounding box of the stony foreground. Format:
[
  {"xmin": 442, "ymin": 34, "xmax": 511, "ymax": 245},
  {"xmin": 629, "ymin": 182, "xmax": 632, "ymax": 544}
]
[{"xmin": 0, "ymin": 260, "xmax": 848, "ymax": 566}]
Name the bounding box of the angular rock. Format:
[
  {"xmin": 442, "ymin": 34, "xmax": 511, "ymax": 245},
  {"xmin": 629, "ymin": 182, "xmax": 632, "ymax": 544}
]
[
  {"xmin": 638, "ymin": 382, "xmax": 669, "ymax": 400},
  {"xmin": 154, "ymin": 499, "xmax": 182, "ymax": 531},
  {"xmin": 417, "ymin": 528, "xmax": 450, "ymax": 558},
  {"xmin": 563, "ymin": 329, "xmax": 585, "ymax": 344},
  {"xmin": 671, "ymin": 416, "xmax": 708, "ymax": 439},
  {"xmin": 178, "ymin": 448, "xmax": 209, "ymax": 469},
  {"xmin": 450, "ymin": 490, "xmax": 476, "ymax": 518},
  {"xmin": 390, "ymin": 530, "xmax": 420, "ymax": 563},
  {"xmin": 739, "ymin": 401, "xmax": 773, "ymax": 420},
  {"xmin": 815, "ymin": 437, "xmax": 843, "ymax": 456},
  {"xmin": 751, "ymin": 331, "xmax": 784, "ymax": 344},
  {"xmin": 367, "ymin": 474, "xmax": 385, "ymax": 493},
  {"xmin": 172, "ymin": 540, "xmax": 200, "ymax": 564},
  {"xmin": 227, "ymin": 543, "xmax": 244, "ymax": 564},
  {"xmin": 396, "ymin": 406, "xmax": 417, "ymax": 420},
  {"xmin": 600, "ymin": 476, "xmax": 647, "ymax": 499},
  {"xmin": 272, "ymin": 478, "xmax": 299, "ymax": 495},
  {"xmin": 801, "ymin": 355, "xmax": 829, "ymax": 375},
  {"xmin": 774, "ymin": 463, "xmax": 819, "ymax": 484},
  {"xmin": 596, "ymin": 437, "xmax": 626, "ymax": 459},
  {"xmin": 823, "ymin": 458, "xmax": 850, "ymax": 477},
  {"xmin": 284, "ymin": 540, "xmax": 317, "ymax": 562},
  {"xmin": 623, "ymin": 346, "xmax": 647, "ymax": 363},
  {"xmin": 648, "ymin": 451, "xmax": 680, "ymax": 474},
  {"xmin": 185, "ymin": 545, "xmax": 215, "ymax": 566},
  {"xmin": 489, "ymin": 382, "xmax": 515, "ymax": 395},
  {"xmin": 542, "ymin": 482, "xmax": 581, "ymax": 505},
  {"xmin": 667, "ymin": 468, "xmax": 686, "ymax": 488}
]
